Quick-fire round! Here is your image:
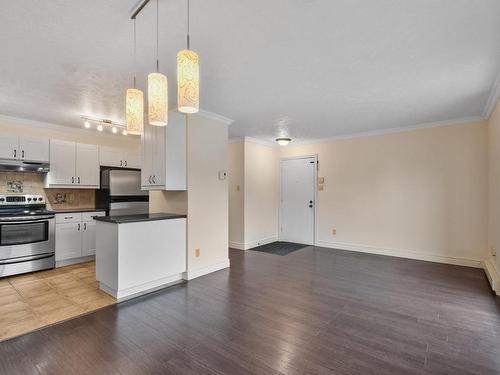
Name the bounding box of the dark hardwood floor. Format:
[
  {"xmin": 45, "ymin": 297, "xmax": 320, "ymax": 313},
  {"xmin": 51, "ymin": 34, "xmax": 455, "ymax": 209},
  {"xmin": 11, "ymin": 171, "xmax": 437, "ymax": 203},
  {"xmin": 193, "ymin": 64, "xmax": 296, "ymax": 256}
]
[{"xmin": 1, "ymin": 247, "xmax": 499, "ymax": 374}]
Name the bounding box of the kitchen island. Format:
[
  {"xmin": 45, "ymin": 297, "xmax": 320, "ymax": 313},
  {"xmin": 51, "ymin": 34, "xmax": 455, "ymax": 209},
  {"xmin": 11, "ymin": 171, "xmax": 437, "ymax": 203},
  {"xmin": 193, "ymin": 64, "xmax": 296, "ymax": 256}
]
[{"xmin": 95, "ymin": 213, "xmax": 187, "ymax": 301}]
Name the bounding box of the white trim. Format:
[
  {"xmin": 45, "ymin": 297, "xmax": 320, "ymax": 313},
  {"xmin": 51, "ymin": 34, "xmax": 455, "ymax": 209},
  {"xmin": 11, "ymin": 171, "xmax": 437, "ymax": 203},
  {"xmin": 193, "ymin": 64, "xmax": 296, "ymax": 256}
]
[
  {"xmin": 483, "ymin": 259, "xmax": 500, "ymax": 295},
  {"xmin": 244, "ymin": 136, "xmax": 278, "ymax": 148},
  {"xmin": 483, "ymin": 71, "xmax": 500, "ymax": 119},
  {"xmin": 228, "ymin": 137, "xmax": 244, "ymax": 144},
  {"xmin": 0, "ymin": 114, "xmax": 140, "ymax": 140},
  {"xmin": 315, "ymin": 240, "xmax": 483, "ymax": 268},
  {"xmin": 99, "ymin": 274, "xmax": 184, "ymax": 302},
  {"xmin": 182, "ymin": 259, "xmax": 230, "ymax": 280},
  {"xmin": 56, "ymin": 255, "xmax": 95, "ymax": 268},
  {"xmin": 197, "ymin": 110, "xmax": 234, "ymax": 126},
  {"xmin": 229, "ymin": 240, "xmax": 246, "ymax": 250},
  {"xmin": 243, "ymin": 236, "xmax": 279, "ymax": 250},
  {"xmin": 279, "ymin": 155, "xmax": 318, "ymax": 246},
  {"xmin": 291, "ymin": 116, "xmax": 485, "ymax": 146}
]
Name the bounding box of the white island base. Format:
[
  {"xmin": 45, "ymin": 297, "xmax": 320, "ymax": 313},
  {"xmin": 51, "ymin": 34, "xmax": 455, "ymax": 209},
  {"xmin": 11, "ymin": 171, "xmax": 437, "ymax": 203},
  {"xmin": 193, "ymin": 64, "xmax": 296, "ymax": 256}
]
[{"xmin": 95, "ymin": 216, "xmax": 186, "ymax": 301}]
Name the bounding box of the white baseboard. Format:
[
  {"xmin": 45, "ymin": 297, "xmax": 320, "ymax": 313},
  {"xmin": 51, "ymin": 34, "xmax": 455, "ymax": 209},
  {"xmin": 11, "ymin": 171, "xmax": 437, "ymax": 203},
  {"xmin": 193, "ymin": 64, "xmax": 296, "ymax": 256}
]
[
  {"xmin": 56, "ymin": 255, "xmax": 95, "ymax": 268},
  {"xmin": 483, "ymin": 259, "xmax": 500, "ymax": 295},
  {"xmin": 230, "ymin": 236, "xmax": 278, "ymax": 250},
  {"xmin": 315, "ymin": 240, "xmax": 482, "ymax": 268},
  {"xmin": 100, "ymin": 273, "xmax": 184, "ymax": 302},
  {"xmin": 183, "ymin": 259, "xmax": 230, "ymax": 280},
  {"xmin": 229, "ymin": 241, "xmax": 245, "ymax": 250}
]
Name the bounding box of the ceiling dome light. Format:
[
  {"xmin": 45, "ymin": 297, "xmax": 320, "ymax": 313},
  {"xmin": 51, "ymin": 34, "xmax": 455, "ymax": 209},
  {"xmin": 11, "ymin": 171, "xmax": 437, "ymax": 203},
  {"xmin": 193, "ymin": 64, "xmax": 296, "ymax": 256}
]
[
  {"xmin": 84, "ymin": 121, "xmax": 91, "ymax": 129},
  {"xmin": 112, "ymin": 127, "xmax": 118, "ymax": 134},
  {"xmin": 276, "ymin": 137, "xmax": 292, "ymax": 146},
  {"xmin": 97, "ymin": 125, "xmax": 103, "ymax": 132},
  {"xmin": 122, "ymin": 130, "xmax": 128, "ymax": 136}
]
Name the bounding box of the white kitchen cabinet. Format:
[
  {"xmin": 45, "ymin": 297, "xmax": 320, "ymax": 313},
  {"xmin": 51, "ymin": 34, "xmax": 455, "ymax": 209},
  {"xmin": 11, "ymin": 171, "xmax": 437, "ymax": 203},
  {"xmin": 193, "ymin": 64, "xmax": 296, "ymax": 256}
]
[
  {"xmin": 45, "ymin": 141, "xmax": 99, "ymax": 188},
  {"xmin": 55, "ymin": 211, "xmax": 105, "ymax": 263},
  {"xmin": 82, "ymin": 220, "xmax": 97, "ymax": 256},
  {"xmin": 46, "ymin": 140, "xmax": 76, "ymax": 185},
  {"xmin": 141, "ymin": 111, "xmax": 186, "ymax": 190},
  {"xmin": 0, "ymin": 134, "xmax": 49, "ymax": 162},
  {"xmin": 99, "ymin": 146, "xmax": 141, "ymax": 169},
  {"xmin": 76, "ymin": 143, "xmax": 99, "ymax": 186},
  {"xmin": 55, "ymin": 222, "xmax": 82, "ymax": 261},
  {"xmin": 18, "ymin": 137, "xmax": 50, "ymax": 162}
]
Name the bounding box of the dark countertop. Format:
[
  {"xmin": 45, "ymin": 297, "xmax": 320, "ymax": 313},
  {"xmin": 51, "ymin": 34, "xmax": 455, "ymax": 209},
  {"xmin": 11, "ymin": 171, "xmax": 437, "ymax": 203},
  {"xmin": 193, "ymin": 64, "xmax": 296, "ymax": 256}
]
[
  {"xmin": 94, "ymin": 213, "xmax": 187, "ymax": 224},
  {"xmin": 50, "ymin": 208, "xmax": 106, "ymax": 214}
]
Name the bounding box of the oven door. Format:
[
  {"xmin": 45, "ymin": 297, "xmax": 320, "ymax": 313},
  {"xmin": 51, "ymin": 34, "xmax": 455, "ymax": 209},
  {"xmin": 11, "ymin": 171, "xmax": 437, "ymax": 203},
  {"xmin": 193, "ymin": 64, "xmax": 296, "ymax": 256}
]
[{"xmin": 0, "ymin": 216, "xmax": 55, "ymax": 261}]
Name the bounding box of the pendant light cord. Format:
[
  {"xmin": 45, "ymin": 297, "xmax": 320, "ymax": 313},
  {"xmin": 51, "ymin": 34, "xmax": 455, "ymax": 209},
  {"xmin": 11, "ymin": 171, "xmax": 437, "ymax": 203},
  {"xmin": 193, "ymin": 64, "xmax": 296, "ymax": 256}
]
[
  {"xmin": 187, "ymin": 0, "xmax": 190, "ymax": 50},
  {"xmin": 133, "ymin": 19, "xmax": 137, "ymax": 88},
  {"xmin": 156, "ymin": 0, "xmax": 159, "ymax": 72}
]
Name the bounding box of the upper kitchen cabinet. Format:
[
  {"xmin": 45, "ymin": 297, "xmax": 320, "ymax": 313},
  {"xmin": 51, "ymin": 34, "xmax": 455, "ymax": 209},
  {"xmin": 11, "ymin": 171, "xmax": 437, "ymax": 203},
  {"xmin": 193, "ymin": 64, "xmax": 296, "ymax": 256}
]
[
  {"xmin": 141, "ymin": 111, "xmax": 186, "ymax": 191},
  {"xmin": 99, "ymin": 146, "xmax": 141, "ymax": 169},
  {"xmin": 45, "ymin": 140, "xmax": 99, "ymax": 188},
  {"xmin": 0, "ymin": 134, "xmax": 49, "ymax": 162}
]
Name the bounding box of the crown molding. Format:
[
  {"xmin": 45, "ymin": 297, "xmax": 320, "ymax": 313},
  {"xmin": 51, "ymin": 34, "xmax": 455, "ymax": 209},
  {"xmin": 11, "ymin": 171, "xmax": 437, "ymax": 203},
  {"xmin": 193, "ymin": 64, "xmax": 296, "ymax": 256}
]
[
  {"xmin": 244, "ymin": 137, "xmax": 278, "ymax": 148},
  {"xmin": 197, "ymin": 110, "xmax": 234, "ymax": 126},
  {"xmin": 285, "ymin": 116, "xmax": 486, "ymax": 146},
  {"xmin": 228, "ymin": 137, "xmax": 244, "ymax": 144},
  {"xmin": 0, "ymin": 114, "xmax": 139, "ymax": 141},
  {"xmin": 483, "ymin": 71, "xmax": 500, "ymax": 119}
]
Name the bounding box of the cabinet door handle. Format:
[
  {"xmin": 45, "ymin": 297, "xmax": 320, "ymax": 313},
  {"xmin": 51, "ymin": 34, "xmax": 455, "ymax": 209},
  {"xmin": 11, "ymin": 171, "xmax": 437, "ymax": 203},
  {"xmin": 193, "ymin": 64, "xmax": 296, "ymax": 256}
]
[
  {"xmin": 72, "ymin": 177, "xmax": 75, "ymax": 184},
  {"xmin": 125, "ymin": 160, "xmax": 127, "ymax": 166},
  {"xmin": 64, "ymin": 216, "xmax": 73, "ymax": 219},
  {"xmin": 78, "ymin": 177, "xmax": 80, "ymax": 184},
  {"xmin": 120, "ymin": 160, "xmax": 123, "ymax": 166},
  {"xmin": 21, "ymin": 150, "xmax": 25, "ymax": 159},
  {"xmin": 78, "ymin": 223, "xmax": 80, "ymax": 231},
  {"xmin": 84, "ymin": 223, "xmax": 87, "ymax": 231},
  {"xmin": 13, "ymin": 149, "xmax": 16, "ymax": 158},
  {"xmin": 152, "ymin": 175, "xmax": 156, "ymax": 184},
  {"xmin": 148, "ymin": 176, "xmax": 152, "ymax": 184}
]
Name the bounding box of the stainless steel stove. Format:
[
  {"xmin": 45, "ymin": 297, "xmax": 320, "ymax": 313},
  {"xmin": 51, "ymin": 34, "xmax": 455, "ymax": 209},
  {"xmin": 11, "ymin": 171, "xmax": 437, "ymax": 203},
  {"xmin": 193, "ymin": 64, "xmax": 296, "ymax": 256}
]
[{"xmin": 0, "ymin": 195, "xmax": 55, "ymax": 277}]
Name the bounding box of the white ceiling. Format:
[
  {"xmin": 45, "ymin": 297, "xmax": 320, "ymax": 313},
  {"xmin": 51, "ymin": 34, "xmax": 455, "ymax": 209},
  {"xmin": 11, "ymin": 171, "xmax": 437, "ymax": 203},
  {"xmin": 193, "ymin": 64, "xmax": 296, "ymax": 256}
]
[{"xmin": 1, "ymin": 1, "xmax": 500, "ymax": 142}]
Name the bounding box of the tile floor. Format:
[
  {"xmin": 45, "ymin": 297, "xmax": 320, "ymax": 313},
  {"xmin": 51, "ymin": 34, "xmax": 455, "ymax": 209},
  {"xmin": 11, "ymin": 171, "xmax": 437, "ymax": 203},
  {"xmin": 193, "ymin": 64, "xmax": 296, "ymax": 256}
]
[{"xmin": 0, "ymin": 262, "xmax": 116, "ymax": 341}]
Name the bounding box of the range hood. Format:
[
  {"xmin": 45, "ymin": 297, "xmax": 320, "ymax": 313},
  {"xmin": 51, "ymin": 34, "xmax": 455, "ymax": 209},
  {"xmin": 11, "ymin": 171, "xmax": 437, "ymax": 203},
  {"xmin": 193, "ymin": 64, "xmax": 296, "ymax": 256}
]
[{"xmin": 0, "ymin": 159, "xmax": 50, "ymax": 173}]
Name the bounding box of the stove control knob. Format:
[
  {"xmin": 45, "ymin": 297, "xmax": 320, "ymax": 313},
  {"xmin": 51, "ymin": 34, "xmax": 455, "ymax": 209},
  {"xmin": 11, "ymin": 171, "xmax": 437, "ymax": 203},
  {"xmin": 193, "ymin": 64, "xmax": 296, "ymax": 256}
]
[
  {"xmin": 39, "ymin": 197, "xmax": 43, "ymax": 201},
  {"xmin": 27, "ymin": 198, "xmax": 32, "ymax": 201},
  {"xmin": 0, "ymin": 198, "xmax": 4, "ymax": 202}
]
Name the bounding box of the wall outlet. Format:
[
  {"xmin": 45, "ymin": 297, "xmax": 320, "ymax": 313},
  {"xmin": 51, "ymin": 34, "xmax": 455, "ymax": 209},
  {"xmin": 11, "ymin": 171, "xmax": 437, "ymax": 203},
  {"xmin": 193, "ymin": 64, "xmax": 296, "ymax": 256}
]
[
  {"xmin": 332, "ymin": 228, "xmax": 336, "ymax": 235},
  {"xmin": 195, "ymin": 248, "xmax": 200, "ymax": 257},
  {"xmin": 218, "ymin": 171, "xmax": 227, "ymax": 180}
]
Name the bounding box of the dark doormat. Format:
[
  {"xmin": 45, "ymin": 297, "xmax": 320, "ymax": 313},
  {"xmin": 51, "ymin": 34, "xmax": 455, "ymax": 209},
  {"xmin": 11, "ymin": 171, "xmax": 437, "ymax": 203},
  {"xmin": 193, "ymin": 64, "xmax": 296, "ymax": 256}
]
[{"xmin": 249, "ymin": 241, "xmax": 309, "ymax": 256}]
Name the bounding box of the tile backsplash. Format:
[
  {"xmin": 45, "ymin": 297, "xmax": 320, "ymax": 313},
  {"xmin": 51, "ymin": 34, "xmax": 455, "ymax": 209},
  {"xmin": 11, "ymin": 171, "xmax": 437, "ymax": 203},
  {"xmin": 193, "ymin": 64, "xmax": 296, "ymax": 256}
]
[{"xmin": 0, "ymin": 172, "xmax": 96, "ymax": 210}]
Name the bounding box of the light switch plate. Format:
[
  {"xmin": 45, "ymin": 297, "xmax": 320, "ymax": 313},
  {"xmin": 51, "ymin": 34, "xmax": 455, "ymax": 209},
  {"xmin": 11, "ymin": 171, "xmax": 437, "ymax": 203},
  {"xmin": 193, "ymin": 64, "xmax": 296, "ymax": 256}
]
[
  {"xmin": 318, "ymin": 177, "xmax": 325, "ymax": 184},
  {"xmin": 318, "ymin": 185, "xmax": 324, "ymax": 191}
]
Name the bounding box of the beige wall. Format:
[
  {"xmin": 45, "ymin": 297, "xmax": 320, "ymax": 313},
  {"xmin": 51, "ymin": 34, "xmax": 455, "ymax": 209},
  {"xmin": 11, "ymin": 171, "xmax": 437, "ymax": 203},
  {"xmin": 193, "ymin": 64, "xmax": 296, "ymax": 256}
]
[
  {"xmin": 243, "ymin": 141, "xmax": 279, "ymax": 247},
  {"xmin": 280, "ymin": 121, "xmax": 487, "ymax": 265},
  {"xmin": 487, "ymin": 100, "xmax": 500, "ymax": 275},
  {"xmin": 150, "ymin": 113, "xmax": 229, "ymax": 278},
  {"xmin": 228, "ymin": 142, "xmax": 244, "ymax": 245}
]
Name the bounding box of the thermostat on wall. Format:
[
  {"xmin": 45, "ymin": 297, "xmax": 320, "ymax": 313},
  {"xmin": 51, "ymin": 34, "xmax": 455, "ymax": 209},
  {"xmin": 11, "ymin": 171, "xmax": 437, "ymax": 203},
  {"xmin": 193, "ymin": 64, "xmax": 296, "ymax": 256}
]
[{"xmin": 218, "ymin": 171, "xmax": 227, "ymax": 180}]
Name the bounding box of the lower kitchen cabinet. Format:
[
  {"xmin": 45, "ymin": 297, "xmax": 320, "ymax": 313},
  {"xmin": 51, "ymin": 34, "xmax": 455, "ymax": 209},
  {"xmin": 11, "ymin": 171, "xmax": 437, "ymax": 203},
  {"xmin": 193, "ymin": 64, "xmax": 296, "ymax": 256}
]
[{"xmin": 55, "ymin": 211, "xmax": 105, "ymax": 264}]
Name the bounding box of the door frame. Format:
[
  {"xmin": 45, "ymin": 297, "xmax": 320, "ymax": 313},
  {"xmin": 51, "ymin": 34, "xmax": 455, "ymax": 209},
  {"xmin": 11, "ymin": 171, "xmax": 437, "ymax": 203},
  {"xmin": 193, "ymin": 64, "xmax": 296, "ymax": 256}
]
[{"xmin": 279, "ymin": 154, "xmax": 318, "ymax": 245}]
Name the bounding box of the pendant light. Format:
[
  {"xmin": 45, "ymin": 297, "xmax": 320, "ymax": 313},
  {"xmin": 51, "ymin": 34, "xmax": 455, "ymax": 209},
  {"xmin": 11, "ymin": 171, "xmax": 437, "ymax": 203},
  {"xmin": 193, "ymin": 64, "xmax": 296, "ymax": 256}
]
[
  {"xmin": 126, "ymin": 19, "xmax": 144, "ymax": 135},
  {"xmin": 148, "ymin": 0, "xmax": 168, "ymax": 126},
  {"xmin": 177, "ymin": 0, "xmax": 199, "ymax": 114}
]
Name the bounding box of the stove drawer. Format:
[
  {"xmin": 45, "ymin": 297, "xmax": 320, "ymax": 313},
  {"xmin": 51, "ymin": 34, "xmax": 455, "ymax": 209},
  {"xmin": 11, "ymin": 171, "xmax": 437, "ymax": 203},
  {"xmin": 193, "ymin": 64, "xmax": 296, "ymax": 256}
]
[{"xmin": 55, "ymin": 213, "xmax": 82, "ymax": 224}]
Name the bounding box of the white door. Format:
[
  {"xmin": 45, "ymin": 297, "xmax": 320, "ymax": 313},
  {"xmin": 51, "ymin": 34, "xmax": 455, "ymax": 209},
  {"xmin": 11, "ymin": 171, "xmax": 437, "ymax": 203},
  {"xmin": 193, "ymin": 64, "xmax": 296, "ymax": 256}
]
[
  {"xmin": 76, "ymin": 143, "xmax": 99, "ymax": 187},
  {"xmin": 153, "ymin": 125, "xmax": 166, "ymax": 186},
  {"xmin": 99, "ymin": 146, "xmax": 124, "ymax": 167},
  {"xmin": 125, "ymin": 149, "xmax": 141, "ymax": 169},
  {"xmin": 0, "ymin": 134, "xmax": 19, "ymax": 160},
  {"xmin": 19, "ymin": 137, "xmax": 49, "ymax": 162},
  {"xmin": 280, "ymin": 156, "xmax": 316, "ymax": 245},
  {"xmin": 49, "ymin": 140, "xmax": 76, "ymax": 185},
  {"xmin": 55, "ymin": 222, "xmax": 82, "ymax": 261},
  {"xmin": 165, "ymin": 112, "xmax": 186, "ymax": 190},
  {"xmin": 82, "ymin": 220, "xmax": 96, "ymax": 256}
]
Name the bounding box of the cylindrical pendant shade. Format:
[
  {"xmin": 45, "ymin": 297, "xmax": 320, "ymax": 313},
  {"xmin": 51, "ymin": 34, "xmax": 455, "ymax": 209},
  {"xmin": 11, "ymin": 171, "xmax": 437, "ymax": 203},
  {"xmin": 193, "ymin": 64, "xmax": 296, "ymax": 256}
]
[
  {"xmin": 126, "ymin": 88, "xmax": 144, "ymax": 135},
  {"xmin": 148, "ymin": 72, "xmax": 168, "ymax": 126},
  {"xmin": 177, "ymin": 49, "xmax": 199, "ymax": 114}
]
